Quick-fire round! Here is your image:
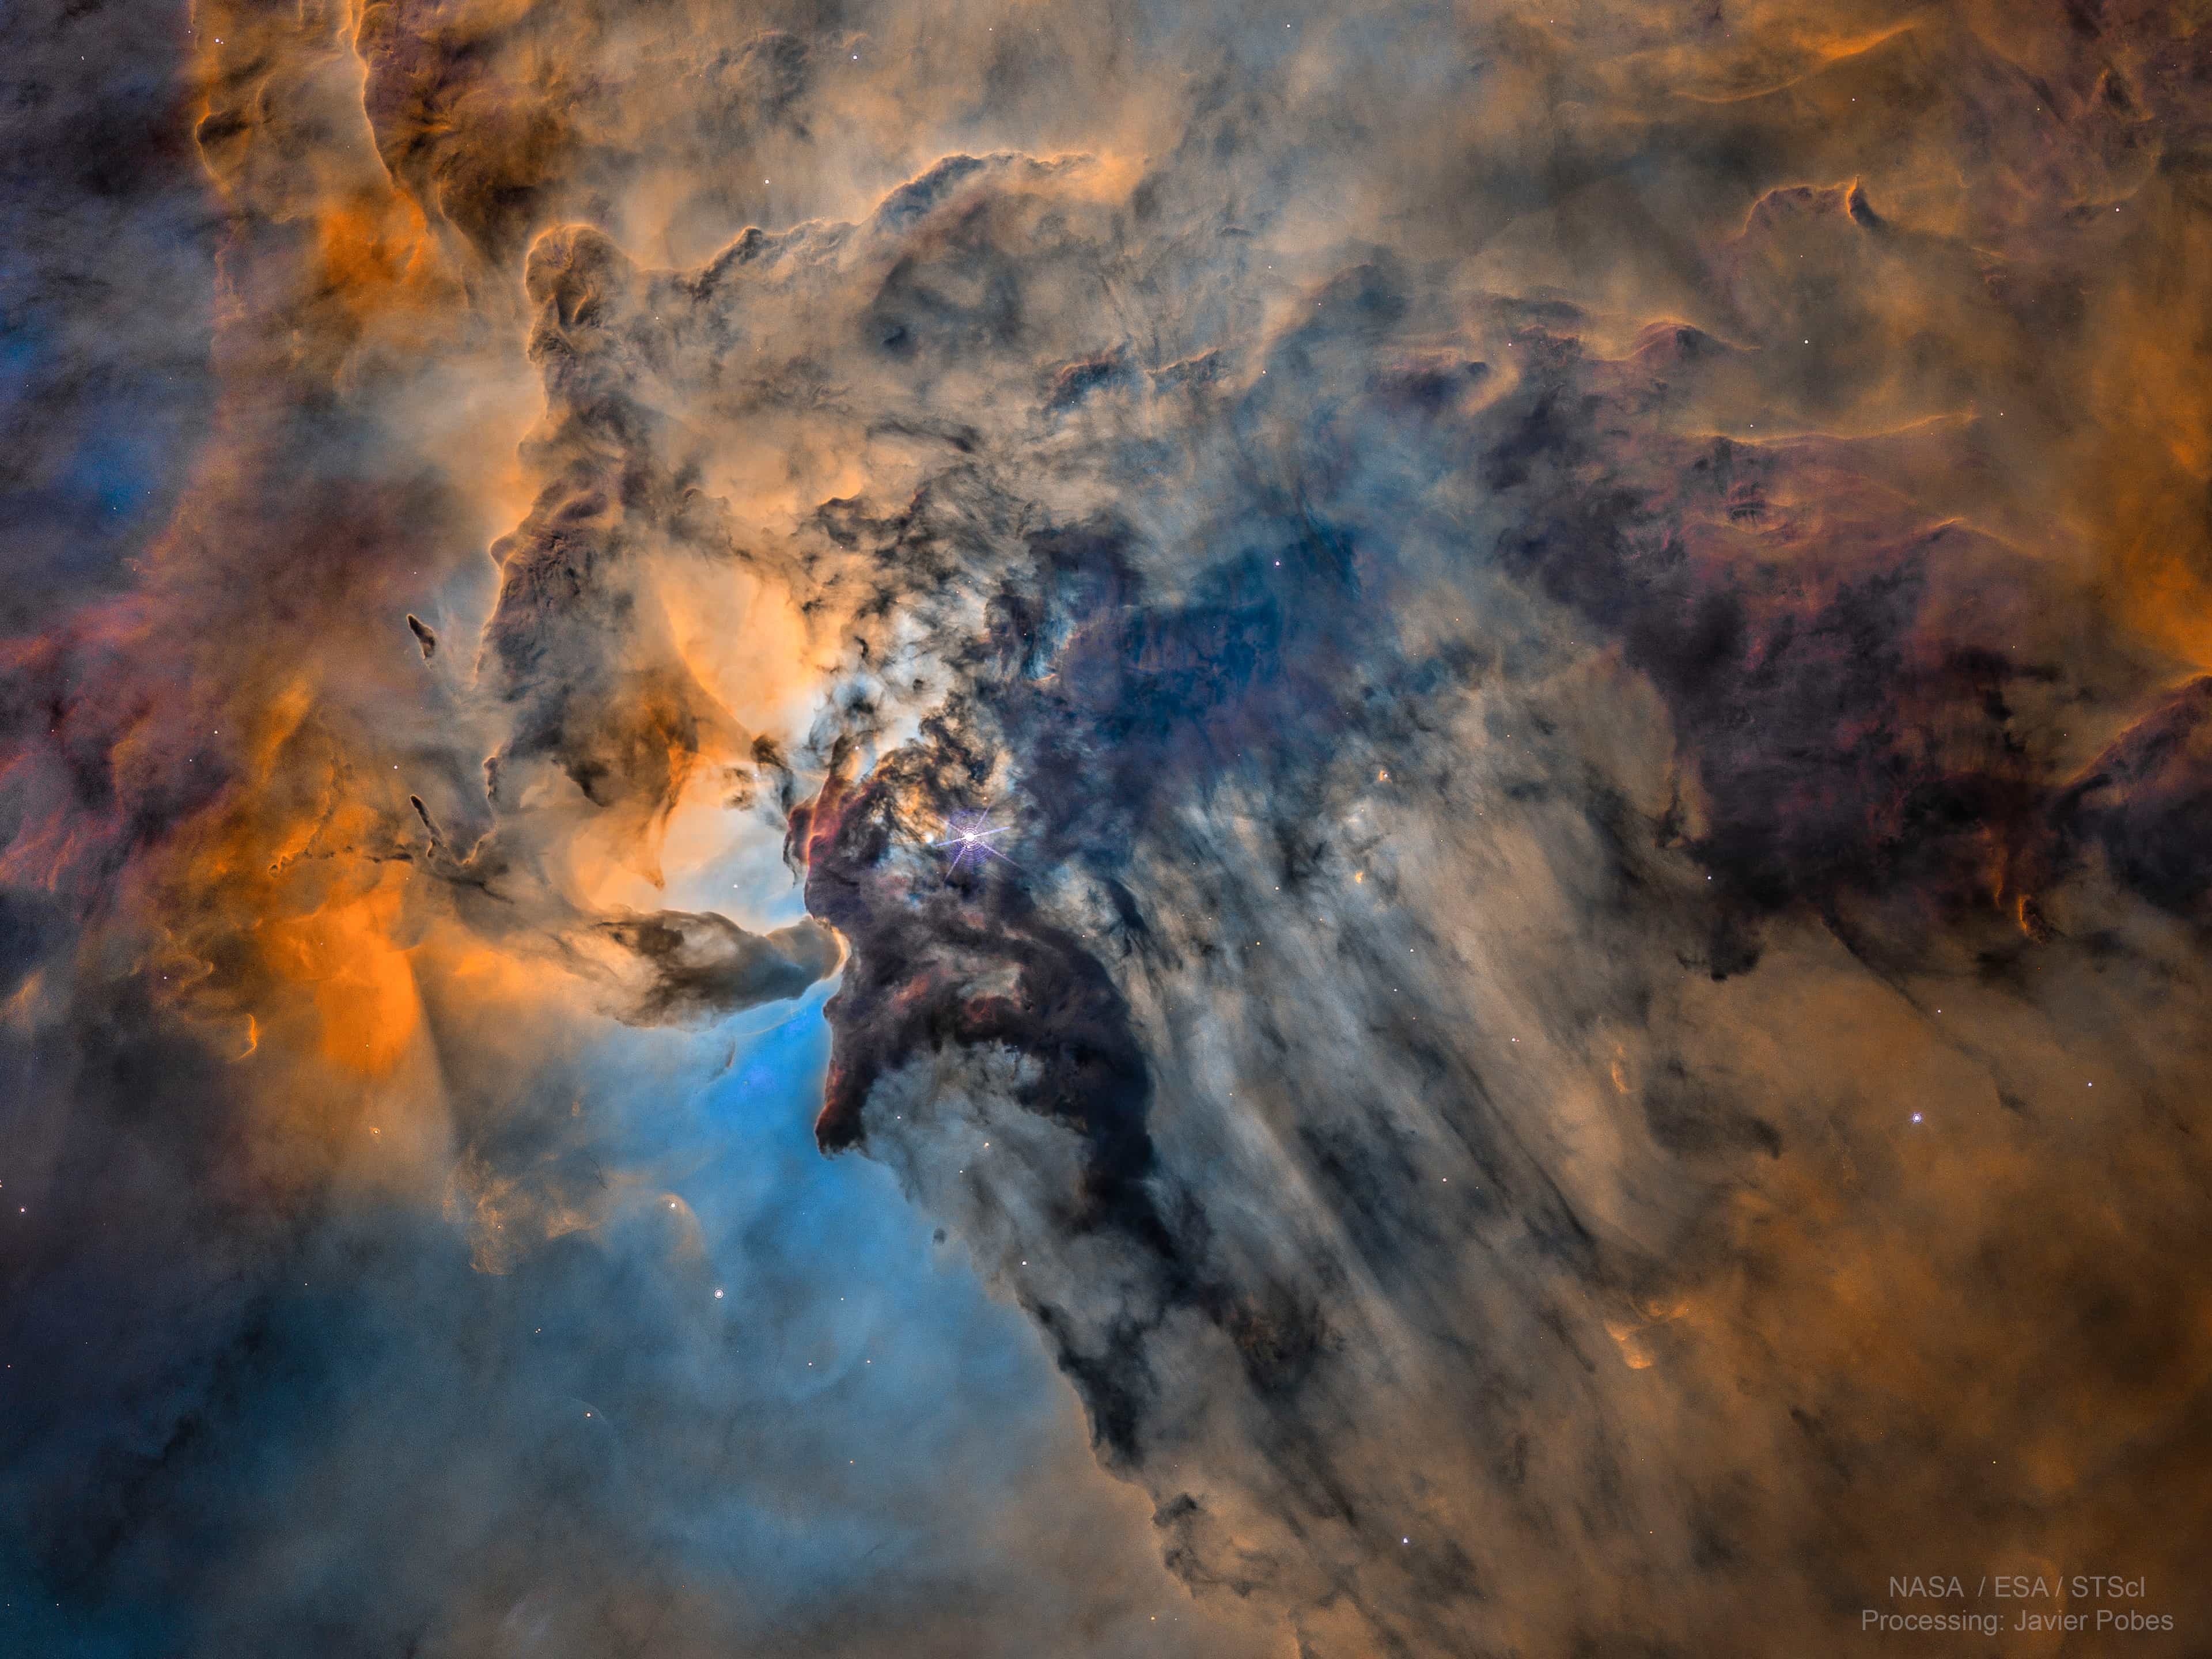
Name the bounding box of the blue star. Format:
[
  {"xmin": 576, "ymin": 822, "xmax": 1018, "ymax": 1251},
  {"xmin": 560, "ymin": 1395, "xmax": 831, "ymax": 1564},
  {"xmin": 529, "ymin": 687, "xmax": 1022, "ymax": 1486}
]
[{"xmin": 929, "ymin": 812, "xmax": 1015, "ymax": 872}]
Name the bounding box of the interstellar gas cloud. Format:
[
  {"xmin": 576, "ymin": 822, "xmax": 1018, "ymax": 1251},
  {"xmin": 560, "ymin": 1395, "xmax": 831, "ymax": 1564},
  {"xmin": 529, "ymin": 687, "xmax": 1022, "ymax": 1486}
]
[{"xmin": 5, "ymin": 1, "xmax": 2212, "ymax": 1654}]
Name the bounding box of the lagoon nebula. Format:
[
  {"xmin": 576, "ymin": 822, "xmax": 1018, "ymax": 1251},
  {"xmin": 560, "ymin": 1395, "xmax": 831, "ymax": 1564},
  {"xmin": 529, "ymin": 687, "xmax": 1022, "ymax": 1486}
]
[{"xmin": 6, "ymin": 1, "xmax": 2212, "ymax": 1654}]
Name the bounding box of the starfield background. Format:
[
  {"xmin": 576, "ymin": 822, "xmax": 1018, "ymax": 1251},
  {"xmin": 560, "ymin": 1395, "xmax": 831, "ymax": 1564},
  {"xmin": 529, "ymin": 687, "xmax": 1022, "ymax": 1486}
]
[{"xmin": 5, "ymin": 2, "xmax": 2212, "ymax": 1655}]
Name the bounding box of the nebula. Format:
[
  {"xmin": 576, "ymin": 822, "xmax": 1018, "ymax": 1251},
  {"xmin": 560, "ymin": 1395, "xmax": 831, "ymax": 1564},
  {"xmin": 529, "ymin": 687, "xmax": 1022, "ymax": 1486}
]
[{"xmin": 5, "ymin": 1, "xmax": 2211, "ymax": 1654}]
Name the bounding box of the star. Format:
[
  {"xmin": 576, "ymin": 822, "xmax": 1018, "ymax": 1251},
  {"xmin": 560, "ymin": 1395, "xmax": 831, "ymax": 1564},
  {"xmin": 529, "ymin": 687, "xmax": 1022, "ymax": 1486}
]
[{"xmin": 929, "ymin": 810, "xmax": 1016, "ymax": 872}]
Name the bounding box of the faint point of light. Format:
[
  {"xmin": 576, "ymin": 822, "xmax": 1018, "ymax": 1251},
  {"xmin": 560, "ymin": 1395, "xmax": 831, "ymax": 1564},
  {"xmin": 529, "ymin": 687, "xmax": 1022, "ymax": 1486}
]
[
  {"xmin": 1910, "ymin": 1112, "xmax": 1923, "ymax": 1124},
  {"xmin": 714, "ymin": 1288, "xmax": 725, "ymax": 1298}
]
